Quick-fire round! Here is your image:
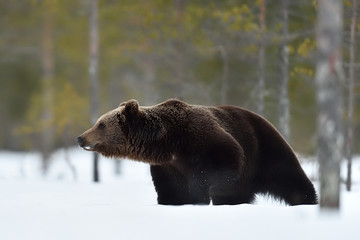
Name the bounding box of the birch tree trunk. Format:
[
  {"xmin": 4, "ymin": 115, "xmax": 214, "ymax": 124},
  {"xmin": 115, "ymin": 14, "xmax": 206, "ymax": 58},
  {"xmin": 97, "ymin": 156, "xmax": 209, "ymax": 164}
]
[
  {"xmin": 174, "ymin": 0, "xmax": 184, "ymax": 99},
  {"xmin": 278, "ymin": 0, "xmax": 290, "ymax": 142},
  {"xmin": 346, "ymin": 0, "xmax": 357, "ymax": 192},
  {"xmin": 219, "ymin": 45, "xmax": 229, "ymax": 105},
  {"xmin": 41, "ymin": 6, "xmax": 54, "ymax": 175},
  {"xmin": 257, "ymin": 0, "xmax": 266, "ymax": 115},
  {"xmin": 315, "ymin": 0, "xmax": 344, "ymax": 210},
  {"xmin": 89, "ymin": 0, "xmax": 100, "ymax": 182}
]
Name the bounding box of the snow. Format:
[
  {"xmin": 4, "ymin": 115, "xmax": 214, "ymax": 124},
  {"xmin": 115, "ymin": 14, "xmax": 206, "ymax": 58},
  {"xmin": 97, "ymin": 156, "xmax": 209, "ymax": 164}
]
[{"xmin": 0, "ymin": 148, "xmax": 360, "ymax": 240}]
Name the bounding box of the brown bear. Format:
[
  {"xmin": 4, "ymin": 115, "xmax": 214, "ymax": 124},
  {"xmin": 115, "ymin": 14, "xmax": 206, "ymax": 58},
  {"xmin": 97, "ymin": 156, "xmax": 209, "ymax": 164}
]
[{"xmin": 77, "ymin": 99, "xmax": 318, "ymax": 206}]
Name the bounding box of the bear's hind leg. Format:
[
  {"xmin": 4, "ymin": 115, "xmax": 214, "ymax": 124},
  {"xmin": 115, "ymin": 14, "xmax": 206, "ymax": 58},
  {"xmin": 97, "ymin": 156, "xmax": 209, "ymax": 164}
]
[
  {"xmin": 263, "ymin": 170, "xmax": 318, "ymax": 206},
  {"xmin": 268, "ymin": 182, "xmax": 317, "ymax": 205}
]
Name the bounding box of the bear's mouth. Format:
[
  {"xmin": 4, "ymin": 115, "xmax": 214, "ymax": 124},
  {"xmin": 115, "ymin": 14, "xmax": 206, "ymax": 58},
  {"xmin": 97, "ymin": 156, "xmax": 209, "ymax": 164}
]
[{"xmin": 83, "ymin": 144, "xmax": 97, "ymax": 151}]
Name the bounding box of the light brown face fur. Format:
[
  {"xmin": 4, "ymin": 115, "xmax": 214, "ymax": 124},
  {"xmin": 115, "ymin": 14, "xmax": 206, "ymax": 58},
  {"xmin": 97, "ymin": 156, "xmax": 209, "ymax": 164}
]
[
  {"xmin": 78, "ymin": 99, "xmax": 171, "ymax": 164},
  {"xmin": 77, "ymin": 107, "xmax": 128, "ymax": 158}
]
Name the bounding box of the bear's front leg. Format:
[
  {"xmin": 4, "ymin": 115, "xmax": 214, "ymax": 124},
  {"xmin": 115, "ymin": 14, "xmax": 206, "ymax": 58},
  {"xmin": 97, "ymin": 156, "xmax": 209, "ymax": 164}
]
[
  {"xmin": 204, "ymin": 131, "xmax": 255, "ymax": 205},
  {"xmin": 150, "ymin": 165, "xmax": 210, "ymax": 205},
  {"xmin": 209, "ymin": 171, "xmax": 255, "ymax": 205}
]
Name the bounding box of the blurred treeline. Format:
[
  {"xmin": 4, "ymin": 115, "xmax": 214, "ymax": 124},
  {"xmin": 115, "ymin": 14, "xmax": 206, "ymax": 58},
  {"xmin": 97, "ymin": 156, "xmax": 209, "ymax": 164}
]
[{"xmin": 0, "ymin": 0, "xmax": 359, "ymax": 156}]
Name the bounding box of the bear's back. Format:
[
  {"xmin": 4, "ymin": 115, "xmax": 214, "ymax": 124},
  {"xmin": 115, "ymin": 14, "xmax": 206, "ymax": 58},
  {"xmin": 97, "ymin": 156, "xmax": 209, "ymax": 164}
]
[
  {"xmin": 156, "ymin": 100, "xmax": 291, "ymax": 163},
  {"xmin": 208, "ymin": 105, "xmax": 295, "ymax": 165},
  {"xmin": 208, "ymin": 106, "xmax": 260, "ymax": 161}
]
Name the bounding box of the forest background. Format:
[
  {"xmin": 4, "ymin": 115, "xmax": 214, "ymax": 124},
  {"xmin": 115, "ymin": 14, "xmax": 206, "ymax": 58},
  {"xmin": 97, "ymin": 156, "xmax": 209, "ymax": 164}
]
[{"xmin": 0, "ymin": 0, "xmax": 359, "ymax": 167}]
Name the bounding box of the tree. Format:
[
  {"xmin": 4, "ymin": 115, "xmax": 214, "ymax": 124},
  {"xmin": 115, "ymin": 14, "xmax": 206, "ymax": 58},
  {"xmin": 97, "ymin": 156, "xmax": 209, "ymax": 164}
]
[
  {"xmin": 219, "ymin": 45, "xmax": 229, "ymax": 105},
  {"xmin": 346, "ymin": 0, "xmax": 357, "ymax": 192},
  {"xmin": 278, "ymin": 0, "xmax": 290, "ymax": 142},
  {"xmin": 174, "ymin": 0, "xmax": 185, "ymax": 99},
  {"xmin": 40, "ymin": 1, "xmax": 54, "ymax": 175},
  {"xmin": 315, "ymin": 0, "xmax": 344, "ymax": 209},
  {"xmin": 89, "ymin": 0, "xmax": 100, "ymax": 182},
  {"xmin": 257, "ymin": 0, "xmax": 266, "ymax": 115},
  {"xmin": 53, "ymin": 82, "xmax": 87, "ymax": 180}
]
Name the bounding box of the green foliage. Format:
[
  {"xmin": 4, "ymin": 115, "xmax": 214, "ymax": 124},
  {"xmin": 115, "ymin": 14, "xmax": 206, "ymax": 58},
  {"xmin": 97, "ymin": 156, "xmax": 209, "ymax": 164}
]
[
  {"xmin": 213, "ymin": 4, "xmax": 258, "ymax": 33},
  {"xmin": 297, "ymin": 38, "xmax": 315, "ymax": 58},
  {"xmin": 53, "ymin": 82, "xmax": 88, "ymax": 136},
  {"xmin": 14, "ymin": 79, "xmax": 88, "ymax": 148}
]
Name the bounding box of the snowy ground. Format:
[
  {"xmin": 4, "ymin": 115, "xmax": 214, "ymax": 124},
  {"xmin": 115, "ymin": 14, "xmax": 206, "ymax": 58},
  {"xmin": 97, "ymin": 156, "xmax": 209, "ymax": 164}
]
[{"xmin": 0, "ymin": 148, "xmax": 360, "ymax": 240}]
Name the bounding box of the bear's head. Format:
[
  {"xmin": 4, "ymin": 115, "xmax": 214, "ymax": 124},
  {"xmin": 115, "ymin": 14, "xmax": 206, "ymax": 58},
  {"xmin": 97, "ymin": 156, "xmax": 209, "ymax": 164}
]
[{"xmin": 77, "ymin": 99, "xmax": 141, "ymax": 158}]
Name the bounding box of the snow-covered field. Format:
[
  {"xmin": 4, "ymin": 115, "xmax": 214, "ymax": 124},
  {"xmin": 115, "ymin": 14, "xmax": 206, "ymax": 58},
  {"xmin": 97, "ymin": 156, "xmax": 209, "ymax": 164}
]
[{"xmin": 1, "ymin": 148, "xmax": 359, "ymax": 240}]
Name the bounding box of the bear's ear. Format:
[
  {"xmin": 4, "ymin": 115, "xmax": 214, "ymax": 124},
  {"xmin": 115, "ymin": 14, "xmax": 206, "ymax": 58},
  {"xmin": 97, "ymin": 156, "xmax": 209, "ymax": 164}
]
[
  {"xmin": 119, "ymin": 101, "xmax": 127, "ymax": 107},
  {"xmin": 123, "ymin": 99, "xmax": 139, "ymax": 116}
]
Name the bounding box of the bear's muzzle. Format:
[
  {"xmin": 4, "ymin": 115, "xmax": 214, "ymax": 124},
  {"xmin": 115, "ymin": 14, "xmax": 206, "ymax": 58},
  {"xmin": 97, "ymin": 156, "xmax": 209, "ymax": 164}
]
[
  {"xmin": 77, "ymin": 136, "xmax": 84, "ymax": 147},
  {"xmin": 77, "ymin": 136, "xmax": 97, "ymax": 151}
]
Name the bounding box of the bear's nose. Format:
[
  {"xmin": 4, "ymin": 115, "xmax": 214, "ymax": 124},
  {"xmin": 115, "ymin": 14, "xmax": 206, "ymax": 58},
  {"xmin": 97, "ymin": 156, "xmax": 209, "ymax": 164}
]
[{"xmin": 77, "ymin": 136, "xmax": 84, "ymax": 146}]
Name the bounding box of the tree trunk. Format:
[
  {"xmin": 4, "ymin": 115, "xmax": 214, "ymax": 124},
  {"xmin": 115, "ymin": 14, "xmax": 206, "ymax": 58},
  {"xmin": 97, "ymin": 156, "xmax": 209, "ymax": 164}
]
[
  {"xmin": 41, "ymin": 7, "xmax": 54, "ymax": 175},
  {"xmin": 114, "ymin": 159, "xmax": 122, "ymax": 175},
  {"xmin": 315, "ymin": 0, "xmax": 344, "ymax": 210},
  {"xmin": 219, "ymin": 45, "xmax": 229, "ymax": 105},
  {"xmin": 257, "ymin": 0, "xmax": 266, "ymax": 115},
  {"xmin": 89, "ymin": 0, "xmax": 100, "ymax": 182},
  {"xmin": 174, "ymin": 0, "xmax": 184, "ymax": 99},
  {"xmin": 346, "ymin": 0, "xmax": 357, "ymax": 192},
  {"xmin": 278, "ymin": 0, "xmax": 290, "ymax": 142}
]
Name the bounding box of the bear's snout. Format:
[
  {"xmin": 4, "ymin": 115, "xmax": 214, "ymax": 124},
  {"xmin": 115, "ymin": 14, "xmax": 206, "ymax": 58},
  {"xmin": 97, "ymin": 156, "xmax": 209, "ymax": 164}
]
[
  {"xmin": 77, "ymin": 134, "xmax": 98, "ymax": 151},
  {"xmin": 77, "ymin": 136, "xmax": 84, "ymax": 147}
]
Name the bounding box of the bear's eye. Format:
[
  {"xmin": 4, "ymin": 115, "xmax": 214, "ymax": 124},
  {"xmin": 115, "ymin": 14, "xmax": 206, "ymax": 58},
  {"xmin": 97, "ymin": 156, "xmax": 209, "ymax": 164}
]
[{"xmin": 98, "ymin": 123, "xmax": 105, "ymax": 130}]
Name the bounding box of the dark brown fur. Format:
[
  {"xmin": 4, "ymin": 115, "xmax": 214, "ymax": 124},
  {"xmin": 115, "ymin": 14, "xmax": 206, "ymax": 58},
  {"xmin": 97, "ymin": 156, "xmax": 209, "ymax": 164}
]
[{"xmin": 78, "ymin": 99, "xmax": 318, "ymax": 205}]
